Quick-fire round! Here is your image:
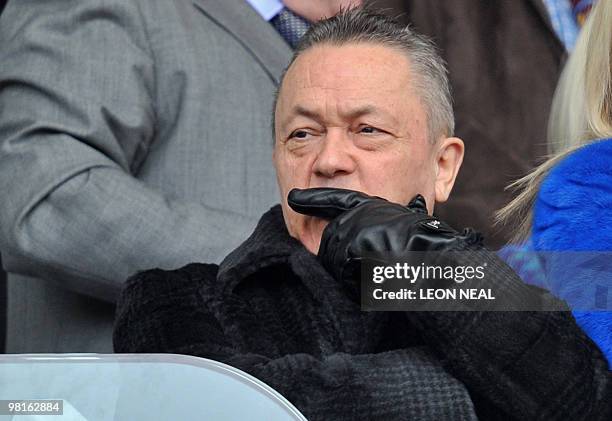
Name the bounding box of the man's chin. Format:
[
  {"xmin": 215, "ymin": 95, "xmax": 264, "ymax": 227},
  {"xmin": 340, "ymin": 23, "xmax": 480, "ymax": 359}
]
[{"xmin": 301, "ymin": 217, "xmax": 329, "ymax": 255}]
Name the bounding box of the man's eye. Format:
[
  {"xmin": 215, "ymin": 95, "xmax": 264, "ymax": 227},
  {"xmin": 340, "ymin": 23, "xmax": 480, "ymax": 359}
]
[
  {"xmin": 360, "ymin": 126, "xmax": 380, "ymax": 134},
  {"xmin": 289, "ymin": 130, "xmax": 310, "ymax": 139}
]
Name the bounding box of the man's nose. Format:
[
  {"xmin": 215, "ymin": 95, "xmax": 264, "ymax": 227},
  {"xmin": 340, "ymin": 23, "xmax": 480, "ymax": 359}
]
[{"xmin": 312, "ymin": 129, "xmax": 357, "ymax": 178}]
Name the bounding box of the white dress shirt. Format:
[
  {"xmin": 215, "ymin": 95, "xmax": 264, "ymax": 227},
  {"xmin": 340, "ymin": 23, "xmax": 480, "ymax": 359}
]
[{"xmin": 245, "ymin": 0, "xmax": 284, "ymax": 21}]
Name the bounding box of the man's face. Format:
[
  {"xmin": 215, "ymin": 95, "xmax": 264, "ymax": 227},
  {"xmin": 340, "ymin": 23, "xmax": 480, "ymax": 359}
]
[{"xmin": 273, "ymin": 43, "xmax": 463, "ymax": 254}]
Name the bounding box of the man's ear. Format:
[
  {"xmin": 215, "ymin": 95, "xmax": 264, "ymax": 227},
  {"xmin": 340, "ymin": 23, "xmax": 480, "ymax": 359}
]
[{"xmin": 434, "ymin": 137, "xmax": 464, "ymax": 203}]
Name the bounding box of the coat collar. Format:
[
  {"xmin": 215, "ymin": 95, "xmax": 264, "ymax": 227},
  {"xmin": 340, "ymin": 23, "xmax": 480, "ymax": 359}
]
[
  {"xmin": 215, "ymin": 204, "xmax": 393, "ymax": 354},
  {"xmin": 215, "ymin": 204, "xmax": 361, "ymax": 326},
  {"xmin": 217, "ymin": 205, "xmax": 304, "ymax": 293},
  {"xmin": 192, "ymin": 0, "xmax": 293, "ymax": 84},
  {"xmin": 527, "ymin": 0, "xmax": 566, "ymax": 54}
]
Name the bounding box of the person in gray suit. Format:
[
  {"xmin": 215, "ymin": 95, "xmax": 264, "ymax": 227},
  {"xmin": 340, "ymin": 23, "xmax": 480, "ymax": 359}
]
[{"xmin": 0, "ymin": 0, "xmax": 359, "ymax": 353}]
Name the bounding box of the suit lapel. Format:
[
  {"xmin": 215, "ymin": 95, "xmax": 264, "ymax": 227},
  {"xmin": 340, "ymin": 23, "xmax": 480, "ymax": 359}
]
[
  {"xmin": 192, "ymin": 0, "xmax": 293, "ymax": 84},
  {"xmin": 527, "ymin": 0, "xmax": 564, "ymax": 50}
]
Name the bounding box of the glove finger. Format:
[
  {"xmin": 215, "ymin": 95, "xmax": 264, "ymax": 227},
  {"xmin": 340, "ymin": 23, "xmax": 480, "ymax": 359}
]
[
  {"xmin": 317, "ymin": 213, "xmax": 353, "ymax": 282},
  {"xmin": 407, "ymin": 194, "xmax": 428, "ymax": 214},
  {"xmin": 288, "ymin": 187, "xmax": 379, "ymax": 220}
]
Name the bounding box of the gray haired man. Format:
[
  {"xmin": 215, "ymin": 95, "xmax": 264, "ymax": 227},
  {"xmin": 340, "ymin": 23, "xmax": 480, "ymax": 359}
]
[{"xmin": 114, "ymin": 9, "xmax": 612, "ymax": 421}]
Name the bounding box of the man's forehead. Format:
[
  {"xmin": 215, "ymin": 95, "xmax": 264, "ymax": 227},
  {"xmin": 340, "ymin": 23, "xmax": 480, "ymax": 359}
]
[
  {"xmin": 279, "ymin": 43, "xmax": 412, "ymax": 106},
  {"xmin": 277, "ymin": 44, "xmax": 415, "ymax": 117}
]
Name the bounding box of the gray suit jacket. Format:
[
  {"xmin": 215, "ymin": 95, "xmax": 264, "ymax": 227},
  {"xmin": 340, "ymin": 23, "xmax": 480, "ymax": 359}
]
[{"xmin": 0, "ymin": 0, "xmax": 292, "ymax": 352}]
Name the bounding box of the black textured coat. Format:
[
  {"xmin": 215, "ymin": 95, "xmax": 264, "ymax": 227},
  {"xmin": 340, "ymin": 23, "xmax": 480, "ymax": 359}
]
[{"xmin": 114, "ymin": 205, "xmax": 611, "ymax": 420}]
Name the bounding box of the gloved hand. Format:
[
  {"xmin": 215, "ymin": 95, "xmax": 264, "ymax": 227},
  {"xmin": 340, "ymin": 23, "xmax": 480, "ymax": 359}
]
[{"xmin": 288, "ymin": 187, "xmax": 480, "ymax": 283}]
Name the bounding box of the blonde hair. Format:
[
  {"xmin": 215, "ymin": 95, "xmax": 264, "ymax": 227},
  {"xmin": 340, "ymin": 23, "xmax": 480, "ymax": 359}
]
[{"xmin": 496, "ymin": 0, "xmax": 612, "ymax": 243}]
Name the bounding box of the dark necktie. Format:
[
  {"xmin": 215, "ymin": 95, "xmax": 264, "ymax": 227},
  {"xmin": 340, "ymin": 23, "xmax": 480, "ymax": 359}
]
[{"xmin": 271, "ymin": 7, "xmax": 310, "ymax": 49}]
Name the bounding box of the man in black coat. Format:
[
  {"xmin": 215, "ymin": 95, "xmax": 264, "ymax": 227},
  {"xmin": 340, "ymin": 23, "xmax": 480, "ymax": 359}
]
[{"xmin": 114, "ymin": 9, "xmax": 611, "ymax": 420}]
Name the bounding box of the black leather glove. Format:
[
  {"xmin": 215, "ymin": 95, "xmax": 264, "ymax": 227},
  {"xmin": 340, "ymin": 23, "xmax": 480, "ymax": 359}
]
[{"xmin": 288, "ymin": 187, "xmax": 480, "ymax": 283}]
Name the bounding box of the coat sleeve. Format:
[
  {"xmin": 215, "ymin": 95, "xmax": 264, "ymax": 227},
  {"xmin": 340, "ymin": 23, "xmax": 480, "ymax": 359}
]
[
  {"xmin": 0, "ymin": 0, "xmax": 255, "ymax": 302},
  {"xmin": 113, "ymin": 264, "xmax": 477, "ymax": 421},
  {"xmin": 406, "ymin": 244, "xmax": 612, "ymax": 420}
]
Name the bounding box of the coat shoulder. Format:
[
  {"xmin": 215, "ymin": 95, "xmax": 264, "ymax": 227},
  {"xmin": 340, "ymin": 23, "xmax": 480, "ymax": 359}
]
[
  {"xmin": 121, "ymin": 263, "xmax": 220, "ymax": 303},
  {"xmin": 114, "ymin": 263, "xmax": 220, "ymax": 353}
]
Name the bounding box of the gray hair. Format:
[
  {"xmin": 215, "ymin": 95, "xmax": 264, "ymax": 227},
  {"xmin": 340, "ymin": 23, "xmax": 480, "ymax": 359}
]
[{"xmin": 273, "ymin": 8, "xmax": 455, "ymax": 142}]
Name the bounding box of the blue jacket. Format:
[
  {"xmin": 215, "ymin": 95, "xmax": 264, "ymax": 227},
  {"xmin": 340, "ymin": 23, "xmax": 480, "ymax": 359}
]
[{"xmin": 501, "ymin": 138, "xmax": 612, "ymax": 366}]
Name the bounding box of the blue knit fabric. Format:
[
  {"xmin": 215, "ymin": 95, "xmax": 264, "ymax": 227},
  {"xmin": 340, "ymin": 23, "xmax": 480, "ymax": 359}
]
[
  {"xmin": 501, "ymin": 138, "xmax": 612, "ymax": 367},
  {"xmin": 534, "ymin": 138, "xmax": 612, "ymax": 366}
]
